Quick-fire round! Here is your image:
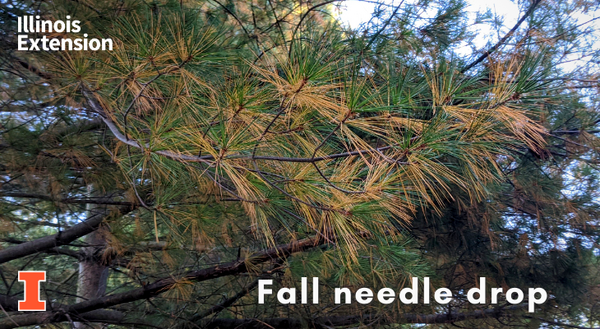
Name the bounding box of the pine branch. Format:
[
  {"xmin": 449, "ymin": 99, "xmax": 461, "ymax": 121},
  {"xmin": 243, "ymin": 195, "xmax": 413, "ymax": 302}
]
[
  {"xmin": 81, "ymin": 84, "xmax": 411, "ymax": 166},
  {"xmin": 198, "ymin": 304, "xmax": 532, "ymax": 329},
  {"xmin": 461, "ymin": 0, "xmax": 543, "ymax": 73},
  {"xmin": 42, "ymin": 247, "xmax": 83, "ymax": 259},
  {"xmin": 0, "ymin": 236, "xmax": 324, "ymax": 329},
  {"xmin": 288, "ymin": 0, "xmax": 339, "ymax": 58},
  {"xmin": 0, "ymin": 310, "xmax": 126, "ymax": 329},
  {"xmin": 523, "ymin": 316, "xmax": 600, "ymax": 329},
  {"xmin": 551, "ymin": 129, "xmax": 600, "ymax": 135},
  {"xmin": 363, "ymin": 1, "xmax": 404, "ymax": 51},
  {"xmin": 0, "ymin": 207, "xmax": 131, "ymax": 264},
  {"xmin": 194, "ymin": 277, "xmax": 260, "ymax": 321},
  {"xmin": 0, "ymin": 192, "xmax": 135, "ymax": 206},
  {"xmin": 16, "ymin": 59, "xmax": 53, "ymax": 80}
]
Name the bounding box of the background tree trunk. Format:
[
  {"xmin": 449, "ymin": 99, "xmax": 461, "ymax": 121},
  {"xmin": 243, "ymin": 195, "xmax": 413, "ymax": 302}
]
[{"xmin": 75, "ymin": 186, "xmax": 108, "ymax": 328}]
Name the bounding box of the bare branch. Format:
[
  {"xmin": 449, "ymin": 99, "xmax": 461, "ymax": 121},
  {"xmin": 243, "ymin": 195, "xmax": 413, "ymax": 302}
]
[
  {"xmin": 461, "ymin": 0, "xmax": 543, "ymax": 73},
  {"xmin": 194, "ymin": 277, "xmax": 260, "ymax": 321},
  {"xmin": 0, "ymin": 207, "xmax": 131, "ymax": 264},
  {"xmin": 0, "ymin": 236, "xmax": 324, "ymax": 329},
  {"xmin": 198, "ymin": 304, "xmax": 533, "ymax": 328},
  {"xmin": 0, "ymin": 192, "xmax": 135, "ymax": 207}
]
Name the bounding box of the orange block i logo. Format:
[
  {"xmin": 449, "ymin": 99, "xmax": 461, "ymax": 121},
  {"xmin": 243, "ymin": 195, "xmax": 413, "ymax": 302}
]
[{"xmin": 18, "ymin": 271, "xmax": 46, "ymax": 311}]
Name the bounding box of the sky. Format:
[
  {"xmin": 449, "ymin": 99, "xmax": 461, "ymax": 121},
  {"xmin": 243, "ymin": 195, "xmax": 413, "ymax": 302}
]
[
  {"xmin": 337, "ymin": 0, "xmax": 518, "ymax": 30},
  {"xmin": 335, "ymin": 0, "xmax": 599, "ymax": 71}
]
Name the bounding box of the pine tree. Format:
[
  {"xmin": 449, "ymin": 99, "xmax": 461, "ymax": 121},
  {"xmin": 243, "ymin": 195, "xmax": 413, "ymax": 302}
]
[{"xmin": 1, "ymin": 0, "xmax": 599, "ymax": 328}]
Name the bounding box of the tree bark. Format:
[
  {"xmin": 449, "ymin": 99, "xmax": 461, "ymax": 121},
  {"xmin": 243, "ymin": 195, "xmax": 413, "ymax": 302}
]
[{"xmin": 74, "ymin": 186, "xmax": 109, "ymax": 329}]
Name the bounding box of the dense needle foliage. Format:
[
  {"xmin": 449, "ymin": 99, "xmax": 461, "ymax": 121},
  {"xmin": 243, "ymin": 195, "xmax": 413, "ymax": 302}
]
[{"xmin": 0, "ymin": 0, "xmax": 599, "ymax": 328}]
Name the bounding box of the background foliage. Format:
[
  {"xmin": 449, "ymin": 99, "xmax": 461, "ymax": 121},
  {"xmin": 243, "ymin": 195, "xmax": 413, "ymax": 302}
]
[{"xmin": 1, "ymin": 0, "xmax": 599, "ymax": 328}]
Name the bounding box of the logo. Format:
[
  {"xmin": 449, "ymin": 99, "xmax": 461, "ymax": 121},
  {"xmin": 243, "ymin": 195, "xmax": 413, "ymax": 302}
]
[
  {"xmin": 18, "ymin": 271, "xmax": 46, "ymax": 311},
  {"xmin": 17, "ymin": 15, "xmax": 113, "ymax": 51}
]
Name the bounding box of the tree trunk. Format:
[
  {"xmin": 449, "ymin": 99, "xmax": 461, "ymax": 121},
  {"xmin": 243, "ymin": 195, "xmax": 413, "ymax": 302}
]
[{"xmin": 75, "ymin": 186, "xmax": 109, "ymax": 328}]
